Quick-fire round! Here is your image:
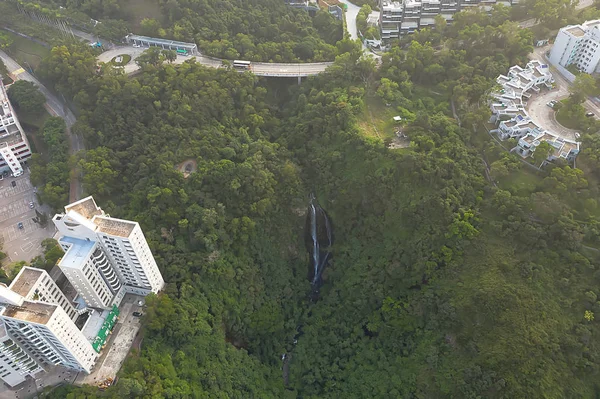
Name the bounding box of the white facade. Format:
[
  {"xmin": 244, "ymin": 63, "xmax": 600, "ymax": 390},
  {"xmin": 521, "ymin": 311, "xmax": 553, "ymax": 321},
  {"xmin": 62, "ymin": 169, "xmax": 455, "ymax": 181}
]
[
  {"xmin": 0, "ymin": 301, "xmax": 98, "ymax": 373},
  {"xmin": 9, "ymin": 267, "xmax": 78, "ymax": 321},
  {"xmin": 0, "ymin": 80, "xmax": 31, "ymax": 176},
  {"xmin": 380, "ymin": 0, "xmax": 518, "ymax": 40},
  {"xmin": 489, "ymin": 60, "xmax": 580, "ymax": 162},
  {"xmin": 549, "ymin": 20, "xmax": 600, "ymax": 74},
  {"xmin": 53, "ymin": 196, "xmax": 165, "ymax": 306},
  {"xmin": 0, "ymin": 322, "xmax": 42, "ymax": 387},
  {"xmin": 57, "ymin": 237, "xmax": 115, "ymax": 309}
]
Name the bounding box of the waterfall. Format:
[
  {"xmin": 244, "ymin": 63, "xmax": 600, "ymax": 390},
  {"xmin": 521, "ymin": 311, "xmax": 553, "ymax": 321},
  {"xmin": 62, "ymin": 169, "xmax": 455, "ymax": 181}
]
[{"xmin": 304, "ymin": 193, "xmax": 333, "ymax": 289}]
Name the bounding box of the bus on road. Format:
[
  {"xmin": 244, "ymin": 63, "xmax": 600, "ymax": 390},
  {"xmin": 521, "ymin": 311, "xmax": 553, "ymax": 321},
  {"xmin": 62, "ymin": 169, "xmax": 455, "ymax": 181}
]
[{"xmin": 233, "ymin": 60, "xmax": 252, "ymax": 70}]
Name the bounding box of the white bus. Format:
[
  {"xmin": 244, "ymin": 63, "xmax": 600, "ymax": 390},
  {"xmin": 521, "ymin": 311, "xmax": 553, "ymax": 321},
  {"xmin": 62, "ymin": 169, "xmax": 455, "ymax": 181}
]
[{"xmin": 233, "ymin": 60, "xmax": 252, "ymax": 70}]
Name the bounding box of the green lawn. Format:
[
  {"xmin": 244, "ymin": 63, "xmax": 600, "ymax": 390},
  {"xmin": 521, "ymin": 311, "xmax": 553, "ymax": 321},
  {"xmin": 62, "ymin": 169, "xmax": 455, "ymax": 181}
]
[
  {"xmin": 359, "ymin": 95, "xmax": 398, "ymax": 140},
  {"xmin": 555, "ymin": 107, "xmax": 580, "ymax": 130},
  {"xmin": 498, "ymin": 167, "xmax": 543, "ymax": 196},
  {"xmin": 111, "ymin": 54, "xmax": 132, "ymax": 66},
  {"xmin": 2, "ymin": 30, "xmax": 50, "ymax": 71}
]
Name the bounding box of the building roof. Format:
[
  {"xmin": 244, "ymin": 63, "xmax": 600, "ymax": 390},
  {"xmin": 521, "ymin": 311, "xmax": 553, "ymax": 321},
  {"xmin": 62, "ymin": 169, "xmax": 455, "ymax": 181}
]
[
  {"xmin": 9, "ymin": 268, "xmax": 44, "ymax": 297},
  {"xmin": 65, "ymin": 197, "xmax": 103, "ymax": 220},
  {"xmin": 59, "ymin": 236, "xmax": 96, "ymax": 270},
  {"xmin": 567, "ymin": 26, "xmax": 586, "ymax": 37},
  {"xmin": 2, "ymin": 301, "xmax": 57, "ymax": 325},
  {"xmin": 125, "ymin": 34, "xmax": 197, "ymax": 50},
  {"xmin": 93, "ymin": 217, "xmax": 135, "ymax": 238}
]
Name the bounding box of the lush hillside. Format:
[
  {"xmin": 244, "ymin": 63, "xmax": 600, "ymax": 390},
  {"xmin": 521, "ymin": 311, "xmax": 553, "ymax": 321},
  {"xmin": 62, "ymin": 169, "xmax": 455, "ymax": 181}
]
[
  {"xmin": 39, "ymin": 8, "xmax": 600, "ymax": 399},
  {"xmin": 15, "ymin": 0, "xmax": 343, "ymax": 61}
]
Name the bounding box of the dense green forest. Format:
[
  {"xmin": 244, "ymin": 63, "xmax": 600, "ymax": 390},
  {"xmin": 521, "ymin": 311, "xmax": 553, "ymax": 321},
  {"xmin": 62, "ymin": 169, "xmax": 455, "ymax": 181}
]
[
  {"xmin": 30, "ymin": 6, "xmax": 600, "ymax": 399},
  {"xmin": 10, "ymin": 0, "xmax": 343, "ymax": 62}
]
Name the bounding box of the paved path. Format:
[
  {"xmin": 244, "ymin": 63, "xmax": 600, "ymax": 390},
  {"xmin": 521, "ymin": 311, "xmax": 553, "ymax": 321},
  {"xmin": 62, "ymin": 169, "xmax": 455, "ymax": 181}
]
[
  {"xmin": 0, "ymin": 51, "xmax": 85, "ymax": 202},
  {"xmin": 531, "ymin": 45, "xmax": 600, "ymax": 122}
]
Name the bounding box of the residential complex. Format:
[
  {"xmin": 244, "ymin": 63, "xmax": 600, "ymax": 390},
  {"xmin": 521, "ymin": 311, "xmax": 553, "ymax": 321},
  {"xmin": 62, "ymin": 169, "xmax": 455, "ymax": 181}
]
[
  {"xmin": 53, "ymin": 196, "xmax": 165, "ymax": 307},
  {"xmin": 548, "ymin": 20, "xmax": 600, "ymax": 74},
  {"xmin": 0, "ymin": 79, "xmax": 32, "ymax": 177},
  {"xmin": 489, "ymin": 60, "xmax": 580, "ymax": 162},
  {"xmin": 379, "ymin": 0, "xmax": 516, "ymax": 40},
  {"xmin": 0, "ymin": 197, "xmax": 165, "ymax": 387}
]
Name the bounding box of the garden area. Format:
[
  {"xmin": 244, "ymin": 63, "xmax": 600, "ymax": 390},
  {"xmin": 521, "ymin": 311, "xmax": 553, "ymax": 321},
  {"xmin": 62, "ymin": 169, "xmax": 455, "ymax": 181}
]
[{"xmin": 110, "ymin": 54, "xmax": 131, "ymax": 66}]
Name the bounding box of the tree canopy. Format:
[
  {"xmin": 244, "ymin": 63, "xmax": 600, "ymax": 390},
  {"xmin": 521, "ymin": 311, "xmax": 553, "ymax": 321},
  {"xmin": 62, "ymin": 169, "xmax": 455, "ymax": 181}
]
[{"xmin": 35, "ymin": 7, "xmax": 600, "ymax": 399}]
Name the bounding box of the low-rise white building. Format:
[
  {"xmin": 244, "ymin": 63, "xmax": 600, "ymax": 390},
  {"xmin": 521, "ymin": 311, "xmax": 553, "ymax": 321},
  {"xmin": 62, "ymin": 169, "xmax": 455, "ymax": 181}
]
[
  {"xmin": 0, "ymin": 80, "xmax": 32, "ymax": 177},
  {"xmin": 549, "ymin": 20, "xmax": 600, "ymax": 74},
  {"xmin": 489, "ymin": 60, "xmax": 580, "ymax": 162}
]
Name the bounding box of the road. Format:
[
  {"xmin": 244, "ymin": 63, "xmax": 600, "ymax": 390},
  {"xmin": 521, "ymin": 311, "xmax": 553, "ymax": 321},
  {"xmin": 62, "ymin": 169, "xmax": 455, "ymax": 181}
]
[
  {"xmin": 518, "ymin": 0, "xmax": 594, "ymax": 28},
  {"xmin": 97, "ymin": 47, "xmax": 333, "ymax": 77},
  {"xmin": 338, "ymin": 0, "xmax": 360, "ymax": 40},
  {"xmin": 0, "ymin": 51, "xmax": 85, "ymax": 202}
]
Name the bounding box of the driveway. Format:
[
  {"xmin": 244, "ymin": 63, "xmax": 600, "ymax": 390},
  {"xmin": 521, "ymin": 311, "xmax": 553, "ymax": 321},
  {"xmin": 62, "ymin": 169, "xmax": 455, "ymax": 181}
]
[{"xmin": 338, "ymin": 0, "xmax": 360, "ymax": 40}]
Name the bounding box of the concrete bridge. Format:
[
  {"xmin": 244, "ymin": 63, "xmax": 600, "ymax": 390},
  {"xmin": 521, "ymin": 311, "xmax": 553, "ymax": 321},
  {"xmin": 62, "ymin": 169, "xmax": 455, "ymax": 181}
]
[{"xmin": 97, "ymin": 47, "xmax": 333, "ymax": 78}]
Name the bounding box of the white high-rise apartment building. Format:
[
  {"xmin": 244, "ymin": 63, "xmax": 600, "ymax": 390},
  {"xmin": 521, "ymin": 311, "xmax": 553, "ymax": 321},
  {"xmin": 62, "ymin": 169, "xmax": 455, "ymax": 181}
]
[
  {"xmin": 0, "ymin": 300, "xmax": 97, "ymax": 373},
  {"xmin": 9, "ymin": 267, "xmax": 78, "ymax": 321},
  {"xmin": 380, "ymin": 0, "xmax": 516, "ymax": 40},
  {"xmin": 0, "ymin": 322, "xmax": 42, "ymax": 386},
  {"xmin": 0, "ymin": 284, "xmax": 97, "ymax": 383},
  {"xmin": 549, "ymin": 20, "xmax": 600, "ymax": 74},
  {"xmin": 53, "ymin": 196, "xmax": 164, "ymax": 309},
  {"xmin": 0, "ymin": 79, "xmax": 31, "ymax": 177}
]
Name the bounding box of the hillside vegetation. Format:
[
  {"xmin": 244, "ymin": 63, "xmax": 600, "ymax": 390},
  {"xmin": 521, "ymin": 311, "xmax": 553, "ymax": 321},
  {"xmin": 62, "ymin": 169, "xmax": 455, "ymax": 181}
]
[{"xmin": 35, "ymin": 7, "xmax": 600, "ymax": 399}]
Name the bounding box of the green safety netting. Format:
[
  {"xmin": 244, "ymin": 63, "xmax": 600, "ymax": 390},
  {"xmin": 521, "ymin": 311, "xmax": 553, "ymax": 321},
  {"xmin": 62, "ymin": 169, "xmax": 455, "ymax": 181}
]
[{"xmin": 92, "ymin": 305, "xmax": 120, "ymax": 353}]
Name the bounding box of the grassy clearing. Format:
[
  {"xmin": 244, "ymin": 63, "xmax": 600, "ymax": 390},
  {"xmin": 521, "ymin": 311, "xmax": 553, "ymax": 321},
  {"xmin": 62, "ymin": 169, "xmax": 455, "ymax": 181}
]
[
  {"xmin": 498, "ymin": 167, "xmax": 543, "ymax": 196},
  {"xmin": 119, "ymin": 0, "xmax": 164, "ymax": 28},
  {"xmin": 360, "ymin": 95, "xmax": 404, "ymax": 141},
  {"xmin": 3, "ymin": 30, "xmax": 50, "ymax": 71},
  {"xmin": 555, "ymin": 107, "xmax": 580, "ymax": 130}
]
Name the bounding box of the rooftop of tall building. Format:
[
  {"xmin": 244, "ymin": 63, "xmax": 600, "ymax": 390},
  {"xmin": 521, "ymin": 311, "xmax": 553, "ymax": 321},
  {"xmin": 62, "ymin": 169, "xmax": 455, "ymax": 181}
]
[
  {"xmin": 93, "ymin": 216, "xmax": 136, "ymax": 238},
  {"xmin": 9, "ymin": 268, "xmax": 44, "ymax": 297},
  {"xmin": 2, "ymin": 301, "xmax": 57, "ymax": 325},
  {"xmin": 65, "ymin": 196, "xmax": 103, "ymax": 220},
  {"xmin": 567, "ymin": 26, "xmax": 586, "ymax": 37},
  {"xmin": 59, "ymin": 236, "xmax": 96, "ymax": 270}
]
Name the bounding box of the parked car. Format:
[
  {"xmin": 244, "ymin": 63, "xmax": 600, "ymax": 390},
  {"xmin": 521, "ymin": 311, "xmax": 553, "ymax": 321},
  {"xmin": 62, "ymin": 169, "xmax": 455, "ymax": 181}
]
[
  {"xmin": 29, "ymin": 202, "xmax": 34, "ymax": 209},
  {"xmin": 586, "ymin": 112, "xmax": 595, "ymax": 117},
  {"xmin": 17, "ymin": 222, "xmax": 23, "ymax": 229},
  {"xmin": 11, "ymin": 181, "xmax": 16, "ymax": 187},
  {"xmin": 132, "ymin": 312, "xmax": 143, "ymax": 317},
  {"xmin": 547, "ymin": 100, "xmax": 558, "ymax": 108}
]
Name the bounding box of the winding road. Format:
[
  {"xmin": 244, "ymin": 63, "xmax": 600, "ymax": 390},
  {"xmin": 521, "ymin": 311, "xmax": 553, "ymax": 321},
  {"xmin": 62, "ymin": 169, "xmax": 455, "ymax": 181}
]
[
  {"xmin": 0, "ymin": 51, "xmax": 85, "ymax": 202},
  {"xmin": 97, "ymin": 47, "xmax": 333, "ymax": 77}
]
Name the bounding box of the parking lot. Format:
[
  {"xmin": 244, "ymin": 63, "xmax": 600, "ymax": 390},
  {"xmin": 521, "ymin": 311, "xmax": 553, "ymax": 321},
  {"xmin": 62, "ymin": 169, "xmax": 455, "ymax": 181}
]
[{"xmin": 0, "ymin": 170, "xmax": 55, "ymax": 263}]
